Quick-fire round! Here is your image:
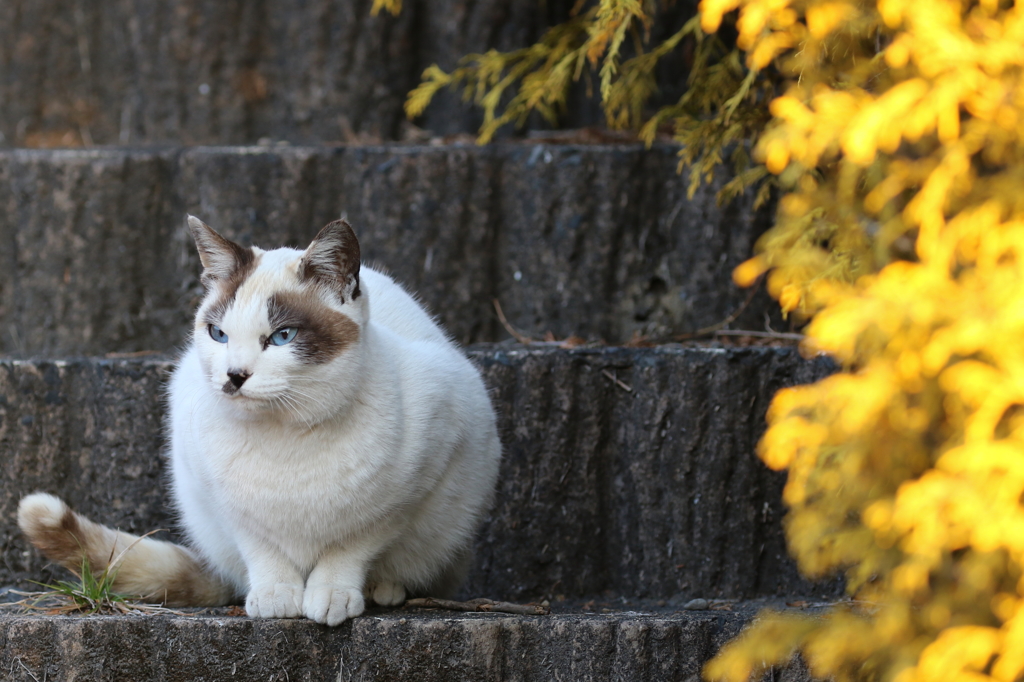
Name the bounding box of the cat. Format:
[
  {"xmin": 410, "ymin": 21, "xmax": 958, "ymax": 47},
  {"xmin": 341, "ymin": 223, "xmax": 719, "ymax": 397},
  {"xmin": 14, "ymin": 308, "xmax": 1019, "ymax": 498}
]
[{"xmin": 18, "ymin": 216, "xmax": 502, "ymax": 625}]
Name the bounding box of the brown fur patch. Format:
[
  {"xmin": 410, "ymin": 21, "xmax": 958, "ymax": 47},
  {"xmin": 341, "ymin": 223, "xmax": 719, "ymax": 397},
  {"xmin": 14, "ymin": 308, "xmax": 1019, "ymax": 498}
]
[
  {"xmin": 150, "ymin": 548, "xmax": 235, "ymax": 607},
  {"xmin": 25, "ymin": 507, "xmax": 86, "ymax": 569},
  {"xmin": 200, "ymin": 252, "xmax": 260, "ymax": 328},
  {"xmin": 21, "ymin": 496, "xmax": 235, "ymax": 607},
  {"xmin": 79, "ymin": 533, "xmax": 234, "ymax": 607},
  {"xmin": 189, "ymin": 217, "xmax": 260, "ymax": 327},
  {"xmin": 267, "ymin": 290, "xmax": 360, "ymax": 364}
]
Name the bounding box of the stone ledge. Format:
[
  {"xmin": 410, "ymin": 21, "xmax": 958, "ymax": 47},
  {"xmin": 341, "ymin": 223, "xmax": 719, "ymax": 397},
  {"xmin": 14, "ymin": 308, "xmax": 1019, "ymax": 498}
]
[
  {"xmin": 0, "ymin": 346, "xmax": 838, "ymax": 600},
  {"xmin": 0, "ymin": 604, "xmax": 813, "ymax": 682},
  {"xmin": 0, "ymin": 0, "xmax": 692, "ymax": 146},
  {"xmin": 0, "ymin": 143, "xmax": 778, "ymax": 355}
]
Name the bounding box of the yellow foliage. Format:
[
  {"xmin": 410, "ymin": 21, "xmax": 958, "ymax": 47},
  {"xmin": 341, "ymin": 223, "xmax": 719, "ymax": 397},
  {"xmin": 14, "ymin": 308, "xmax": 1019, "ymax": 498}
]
[
  {"xmin": 397, "ymin": 1, "xmax": 1024, "ymax": 679},
  {"xmin": 370, "ymin": 0, "xmax": 401, "ymax": 17},
  {"xmin": 698, "ymin": 0, "xmax": 1024, "ymax": 681}
]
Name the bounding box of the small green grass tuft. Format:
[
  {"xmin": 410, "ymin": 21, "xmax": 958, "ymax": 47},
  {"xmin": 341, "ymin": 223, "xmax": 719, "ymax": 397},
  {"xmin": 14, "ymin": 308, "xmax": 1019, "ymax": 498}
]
[
  {"xmin": 30, "ymin": 556, "xmax": 131, "ymax": 615},
  {"xmin": 8, "ymin": 530, "xmax": 182, "ymax": 616}
]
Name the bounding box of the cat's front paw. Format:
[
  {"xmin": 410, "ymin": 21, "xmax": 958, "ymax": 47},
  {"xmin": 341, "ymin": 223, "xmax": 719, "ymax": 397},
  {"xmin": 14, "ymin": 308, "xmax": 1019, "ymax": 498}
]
[
  {"xmin": 246, "ymin": 583, "xmax": 304, "ymax": 619},
  {"xmin": 302, "ymin": 584, "xmax": 364, "ymax": 626},
  {"xmin": 370, "ymin": 581, "xmax": 406, "ymax": 606}
]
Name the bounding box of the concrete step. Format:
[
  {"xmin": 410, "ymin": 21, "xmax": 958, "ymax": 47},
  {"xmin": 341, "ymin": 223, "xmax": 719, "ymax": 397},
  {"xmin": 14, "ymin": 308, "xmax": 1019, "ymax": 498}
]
[
  {"xmin": 0, "ymin": 603, "xmax": 814, "ymax": 682},
  {"xmin": 0, "ymin": 0, "xmax": 689, "ymax": 146},
  {"xmin": 0, "ymin": 345, "xmax": 838, "ymax": 602},
  {"xmin": 0, "ymin": 144, "xmax": 778, "ymax": 356}
]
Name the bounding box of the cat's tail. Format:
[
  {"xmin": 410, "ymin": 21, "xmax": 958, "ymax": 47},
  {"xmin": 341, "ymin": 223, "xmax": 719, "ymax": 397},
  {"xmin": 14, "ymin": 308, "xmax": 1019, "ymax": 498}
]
[{"xmin": 17, "ymin": 492, "xmax": 235, "ymax": 607}]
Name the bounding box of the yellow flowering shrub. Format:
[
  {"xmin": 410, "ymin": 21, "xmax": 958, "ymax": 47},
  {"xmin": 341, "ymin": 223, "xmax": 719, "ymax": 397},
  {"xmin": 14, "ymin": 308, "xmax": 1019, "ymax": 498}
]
[
  {"xmin": 699, "ymin": 0, "xmax": 1024, "ymax": 681},
  {"xmin": 399, "ymin": 1, "xmax": 1024, "ymax": 679}
]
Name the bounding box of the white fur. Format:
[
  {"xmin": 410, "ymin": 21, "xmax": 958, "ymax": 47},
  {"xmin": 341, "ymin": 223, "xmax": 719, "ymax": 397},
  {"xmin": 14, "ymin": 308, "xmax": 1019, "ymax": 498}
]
[{"xmin": 169, "ymin": 247, "xmax": 501, "ymax": 625}]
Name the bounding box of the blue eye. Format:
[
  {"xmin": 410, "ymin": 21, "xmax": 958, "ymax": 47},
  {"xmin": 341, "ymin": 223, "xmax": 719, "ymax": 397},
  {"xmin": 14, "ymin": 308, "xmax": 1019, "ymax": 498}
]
[
  {"xmin": 208, "ymin": 324, "xmax": 228, "ymax": 343},
  {"xmin": 269, "ymin": 327, "xmax": 297, "ymax": 346}
]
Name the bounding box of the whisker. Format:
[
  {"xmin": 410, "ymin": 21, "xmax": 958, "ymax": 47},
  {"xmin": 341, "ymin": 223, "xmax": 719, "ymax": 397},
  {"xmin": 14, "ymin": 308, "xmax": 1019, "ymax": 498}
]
[
  {"xmin": 285, "ymin": 386, "xmax": 331, "ymax": 413},
  {"xmin": 278, "ymin": 392, "xmax": 315, "ymax": 431}
]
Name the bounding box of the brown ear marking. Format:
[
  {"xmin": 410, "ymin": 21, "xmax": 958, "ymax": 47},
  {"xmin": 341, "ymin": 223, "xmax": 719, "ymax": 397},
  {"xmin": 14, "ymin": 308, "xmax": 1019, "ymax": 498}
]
[
  {"xmin": 187, "ymin": 215, "xmax": 256, "ymax": 289},
  {"xmin": 300, "ymin": 219, "xmax": 361, "ymax": 302}
]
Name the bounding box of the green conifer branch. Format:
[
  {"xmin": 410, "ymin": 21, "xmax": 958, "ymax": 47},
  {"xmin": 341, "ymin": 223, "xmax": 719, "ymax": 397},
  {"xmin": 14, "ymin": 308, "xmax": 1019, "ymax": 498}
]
[{"xmin": 404, "ymin": 1, "xmax": 780, "ymax": 202}]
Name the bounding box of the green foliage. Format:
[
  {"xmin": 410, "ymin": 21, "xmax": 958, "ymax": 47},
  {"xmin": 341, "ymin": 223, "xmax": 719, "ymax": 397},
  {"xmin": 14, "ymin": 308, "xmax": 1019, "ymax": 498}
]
[
  {"xmin": 637, "ymin": 23, "xmax": 778, "ymax": 204},
  {"xmin": 32, "ymin": 557, "xmax": 130, "ymax": 615},
  {"xmin": 405, "ymin": 0, "xmax": 775, "ymax": 204},
  {"xmin": 21, "ymin": 530, "xmax": 169, "ymax": 615},
  {"xmin": 406, "ymin": 8, "xmax": 604, "ymax": 143}
]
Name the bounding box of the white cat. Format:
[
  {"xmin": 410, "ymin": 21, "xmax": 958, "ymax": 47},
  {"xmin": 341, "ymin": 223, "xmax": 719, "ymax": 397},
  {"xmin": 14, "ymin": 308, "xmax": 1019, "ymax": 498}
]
[{"xmin": 18, "ymin": 217, "xmax": 502, "ymax": 625}]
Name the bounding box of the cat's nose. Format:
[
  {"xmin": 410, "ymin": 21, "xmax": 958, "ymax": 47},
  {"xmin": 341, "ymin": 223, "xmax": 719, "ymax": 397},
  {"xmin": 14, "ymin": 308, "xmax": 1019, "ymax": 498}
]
[{"xmin": 227, "ymin": 370, "xmax": 250, "ymax": 388}]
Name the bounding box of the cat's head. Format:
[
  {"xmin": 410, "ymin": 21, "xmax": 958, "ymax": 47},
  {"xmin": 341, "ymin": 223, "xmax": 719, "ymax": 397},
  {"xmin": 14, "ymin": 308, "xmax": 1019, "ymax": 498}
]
[{"xmin": 187, "ymin": 216, "xmax": 368, "ymax": 423}]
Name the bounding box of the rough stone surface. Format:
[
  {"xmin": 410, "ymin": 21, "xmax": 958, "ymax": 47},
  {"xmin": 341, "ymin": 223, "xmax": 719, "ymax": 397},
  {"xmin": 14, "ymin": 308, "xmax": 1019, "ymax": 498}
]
[
  {"xmin": 467, "ymin": 346, "xmax": 839, "ymax": 601},
  {"xmin": 0, "ymin": 144, "xmax": 780, "ymax": 356},
  {"xmin": 0, "ymin": 0, "xmax": 699, "ymax": 147},
  {"xmin": 0, "ymin": 347, "xmax": 838, "ymax": 601},
  {"xmin": 0, "ymin": 608, "xmax": 812, "ymax": 682},
  {"xmin": 0, "ymin": 359, "xmax": 173, "ymax": 589}
]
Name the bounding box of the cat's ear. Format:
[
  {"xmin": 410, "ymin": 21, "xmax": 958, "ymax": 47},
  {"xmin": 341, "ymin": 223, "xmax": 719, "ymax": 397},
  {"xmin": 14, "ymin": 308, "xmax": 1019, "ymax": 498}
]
[
  {"xmin": 300, "ymin": 219, "xmax": 361, "ymax": 303},
  {"xmin": 187, "ymin": 216, "xmax": 255, "ymax": 288}
]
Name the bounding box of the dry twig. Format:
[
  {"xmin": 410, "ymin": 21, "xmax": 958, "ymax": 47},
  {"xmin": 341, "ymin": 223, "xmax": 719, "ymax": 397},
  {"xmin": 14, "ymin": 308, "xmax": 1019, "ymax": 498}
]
[
  {"xmin": 492, "ymin": 299, "xmax": 534, "ymax": 344},
  {"xmin": 712, "ymin": 330, "xmax": 804, "ymax": 341},
  {"xmin": 601, "ymin": 369, "xmax": 633, "ymax": 392},
  {"xmin": 3, "ymin": 589, "xmax": 187, "ymax": 617},
  {"xmin": 104, "ymin": 350, "xmax": 162, "ymax": 359},
  {"xmin": 14, "ymin": 658, "xmax": 41, "ymax": 682},
  {"xmin": 676, "ymin": 273, "xmax": 767, "ymax": 340},
  {"xmin": 405, "ymin": 597, "xmax": 550, "ymax": 615}
]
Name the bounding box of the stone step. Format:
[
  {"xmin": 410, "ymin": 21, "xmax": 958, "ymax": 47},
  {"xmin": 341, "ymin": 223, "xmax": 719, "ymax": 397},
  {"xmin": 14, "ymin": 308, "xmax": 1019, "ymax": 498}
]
[
  {"xmin": 0, "ymin": 346, "xmax": 838, "ymax": 602},
  {"xmin": 1, "ymin": 0, "xmax": 688, "ymax": 146},
  {"xmin": 0, "ymin": 604, "xmax": 812, "ymax": 682},
  {"xmin": 0, "ymin": 144, "xmax": 778, "ymax": 357}
]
